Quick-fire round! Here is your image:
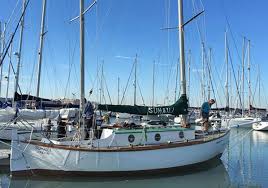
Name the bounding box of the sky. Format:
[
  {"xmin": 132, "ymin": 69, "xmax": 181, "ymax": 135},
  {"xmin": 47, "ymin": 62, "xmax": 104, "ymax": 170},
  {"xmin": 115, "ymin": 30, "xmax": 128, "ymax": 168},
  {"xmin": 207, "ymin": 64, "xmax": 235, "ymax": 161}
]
[{"xmin": 0, "ymin": 0, "xmax": 268, "ymax": 108}]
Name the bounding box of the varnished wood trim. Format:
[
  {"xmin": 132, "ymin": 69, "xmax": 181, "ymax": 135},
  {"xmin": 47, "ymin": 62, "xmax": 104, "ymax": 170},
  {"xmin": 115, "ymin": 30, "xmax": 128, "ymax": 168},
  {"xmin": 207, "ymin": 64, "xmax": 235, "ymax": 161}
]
[{"xmin": 20, "ymin": 130, "xmax": 230, "ymax": 152}]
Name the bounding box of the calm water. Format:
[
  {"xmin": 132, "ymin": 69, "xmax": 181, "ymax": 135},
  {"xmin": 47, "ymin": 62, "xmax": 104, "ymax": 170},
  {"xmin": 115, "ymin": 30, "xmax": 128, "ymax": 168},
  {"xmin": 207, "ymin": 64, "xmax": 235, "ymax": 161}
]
[{"xmin": 1, "ymin": 128, "xmax": 268, "ymax": 188}]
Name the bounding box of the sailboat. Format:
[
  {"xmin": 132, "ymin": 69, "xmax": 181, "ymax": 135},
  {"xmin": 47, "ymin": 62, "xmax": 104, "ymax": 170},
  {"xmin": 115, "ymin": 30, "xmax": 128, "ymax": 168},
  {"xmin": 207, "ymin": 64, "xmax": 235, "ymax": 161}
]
[
  {"xmin": 0, "ymin": 0, "xmax": 80, "ymax": 141},
  {"xmin": 10, "ymin": 0, "xmax": 230, "ymax": 176},
  {"xmin": 252, "ymin": 120, "xmax": 268, "ymax": 131},
  {"xmin": 252, "ymin": 67, "xmax": 267, "ymax": 131},
  {"xmin": 220, "ymin": 37, "xmax": 259, "ymax": 128}
]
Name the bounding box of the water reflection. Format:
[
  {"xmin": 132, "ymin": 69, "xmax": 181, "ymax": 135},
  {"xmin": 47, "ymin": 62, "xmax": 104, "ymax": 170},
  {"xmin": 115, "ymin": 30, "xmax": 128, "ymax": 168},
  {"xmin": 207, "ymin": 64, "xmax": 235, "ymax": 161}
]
[
  {"xmin": 6, "ymin": 158, "xmax": 229, "ymax": 188},
  {"xmin": 252, "ymin": 130, "xmax": 268, "ymax": 144},
  {"xmin": 221, "ymin": 128, "xmax": 268, "ymax": 187}
]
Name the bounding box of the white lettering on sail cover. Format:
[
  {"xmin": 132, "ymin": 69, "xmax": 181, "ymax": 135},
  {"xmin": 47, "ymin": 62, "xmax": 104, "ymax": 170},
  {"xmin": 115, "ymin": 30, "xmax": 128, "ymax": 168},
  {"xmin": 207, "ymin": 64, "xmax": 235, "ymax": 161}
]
[{"xmin": 148, "ymin": 107, "xmax": 174, "ymax": 114}]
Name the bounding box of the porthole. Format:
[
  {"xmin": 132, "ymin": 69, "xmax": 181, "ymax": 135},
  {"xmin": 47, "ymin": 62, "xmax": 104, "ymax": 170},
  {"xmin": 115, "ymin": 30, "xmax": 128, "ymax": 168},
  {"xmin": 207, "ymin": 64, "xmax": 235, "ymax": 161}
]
[
  {"xmin": 128, "ymin": 134, "xmax": 135, "ymax": 143},
  {"xmin": 179, "ymin": 131, "xmax": 184, "ymax": 139},
  {"xmin": 155, "ymin": 133, "xmax": 161, "ymax": 141}
]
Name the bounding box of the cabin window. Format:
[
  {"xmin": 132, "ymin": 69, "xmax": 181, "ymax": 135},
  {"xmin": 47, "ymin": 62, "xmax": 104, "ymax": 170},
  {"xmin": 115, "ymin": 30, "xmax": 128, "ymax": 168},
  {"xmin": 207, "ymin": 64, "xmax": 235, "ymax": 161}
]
[
  {"xmin": 179, "ymin": 131, "xmax": 184, "ymax": 139},
  {"xmin": 155, "ymin": 133, "xmax": 161, "ymax": 141},
  {"xmin": 128, "ymin": 134, "xmax": 135, "ymax": 143}
]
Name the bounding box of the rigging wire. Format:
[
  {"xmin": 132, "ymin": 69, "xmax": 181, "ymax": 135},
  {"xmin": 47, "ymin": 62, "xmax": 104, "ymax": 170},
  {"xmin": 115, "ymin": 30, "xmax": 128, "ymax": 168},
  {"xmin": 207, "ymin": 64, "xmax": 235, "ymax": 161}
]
[
  {"xmin": 137, "ymin": 80, "xmax": 145, "ymax": 106},
  {"xmin": 26, "ymin": 42, "xmax": 39, "ymax": 96},
  {"xmin": 103, "ymin": 72, "xmax": 112, "ymax": 104},
  {"xmin": 45, "ymin": 36, "xmax": 61, "ymax": 98},
  {"xmin": 0, "ymin": 0, "xmax": 30, "ymax": 68},
  {"xmin": 251, "ymin": 73, "xmax": 258, "ymax": 107},
  {"xmin": 9, "ymin": 61, "xmax": 22, "ymax": 94},
  {"xmin": 190, "ymin": 0, "xmax": 213, "ymax": 106},
  {"xmin": 64, "ymin": 38, "xmax": 78, "ymax": 98},
  {"xmin": 206, "ymin": 49, "xmax": 219, "ymax": 109},
  {"xmin": 3, "ymin": 0, "xmax": 20, "ymax": 36},
  {"xmin": 120, "ymin": 60, "xmax": 135, "ymax": 105},
  {"xmin": 249, "ymin": 51, "xmax": 263, "ymax": 107},
  {"xmin": 224, "ymin": 16, "xmax": 255, "ymax": 103},
  {"xmin": 43, "ymin": 59, "xmax": 54, "ymax": 98},
  {"xmin": 191, "ymin": 0, "xmax": 205, "ymax": 45},
  {"xmin": 164, "ymin": 0, "xmax": 171, "ymax": 104},
  {"xmin": 64, "ymin": 40, "xmax": 72, "ymax": 98},
  {"xmin": 227, "ymin": 40, "xmax": 243, "ymax": 109}
]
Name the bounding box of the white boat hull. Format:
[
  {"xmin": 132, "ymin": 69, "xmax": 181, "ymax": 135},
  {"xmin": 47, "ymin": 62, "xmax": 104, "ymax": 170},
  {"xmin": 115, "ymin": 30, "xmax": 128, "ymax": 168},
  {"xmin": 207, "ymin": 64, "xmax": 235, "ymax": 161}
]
[
  {"xmin": 10, "ymin": 131, "xmax": 230, "ymax": 176},
  {"xmin": 0, "ymin": 149, "xmax": 10, "ymax": 166},
  {"xmin": 252, "ymin": 121, "xmax": 268, "ymax": 131},
  {"xmin": 0, "ymin": 108, "xmax": 79, "ymax": 140},
  {"xmin": 18, "ymin": 108, "xmax": 78, "ymax": 120},
  {"xmin": 0, "ymin": 107, "xmax": 16, "ymax": 122},
  {"xmin": 0, "ymin": 121, "xmax": 41, "ymax": 141},
  {"xmin": 221, "ymin": 117, "xmax": 255, "ymax": 128}
]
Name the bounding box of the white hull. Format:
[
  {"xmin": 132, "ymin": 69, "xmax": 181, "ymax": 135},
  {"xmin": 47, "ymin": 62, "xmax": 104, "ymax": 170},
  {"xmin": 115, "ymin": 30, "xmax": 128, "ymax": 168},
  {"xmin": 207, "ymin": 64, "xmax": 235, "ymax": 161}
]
[
  {"xmin": 0, "ymin": 149, "xmax": 10, "ymax": 166},
  {"xmin": 18, "ymin": 108, "xmax": 78, "ymax": 120},
  {"xmin": 174, "ymin": 116, "xmax": 196, "ymax": 124},
  {"xmin": 0, "ymin": 108, "xmax": 78, "ymax": 123},
  {"xmin": 0, "ymin": 107, "xmax": 16, "ymax": 122},
  {"xmin": 252, "ymin": 121, "xmax": 268, "ymax": 131},
  {"xmin": 0, "ymin": 119, "xmax": 76, "ymax": 141},
  {"xmin": 0, "ymin": 121, "xmax": 40, "ymax": 141},
  {"xmin": 0, "ymin": 108, "xmax": 78, "ymax": 140},
  {"xmin": 221, "ymin": 117, "xmax": 255, "ymax": 128},
  {"xmin": 142, "ymin": 114, "xmax": 174, "ymax": 122},
  {"xmin": 10, "ymin": 130, "xmax": 230, "ymax": 175},
  {"xmin": 0, "ymin": 128, "xmax": 47, "ymax": 141},
  {"xmin": 115, "ymin": 113, "xmax": 131, "ymax": 119}
]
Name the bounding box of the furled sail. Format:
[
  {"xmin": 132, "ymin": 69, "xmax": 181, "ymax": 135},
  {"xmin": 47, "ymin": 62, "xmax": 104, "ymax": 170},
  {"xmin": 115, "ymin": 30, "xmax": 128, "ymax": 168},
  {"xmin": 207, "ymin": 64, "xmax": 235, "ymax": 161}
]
[
  {"xmin": 14, "ymin": 92, "xmax": 51, "ymax": 102},
  {"xmin": 98, "ymin": 94, "xmax": 188, "ymax": 115},
  {"xmin": 249, "ymin": 105, "xmax": 266, "ymax": 112}
]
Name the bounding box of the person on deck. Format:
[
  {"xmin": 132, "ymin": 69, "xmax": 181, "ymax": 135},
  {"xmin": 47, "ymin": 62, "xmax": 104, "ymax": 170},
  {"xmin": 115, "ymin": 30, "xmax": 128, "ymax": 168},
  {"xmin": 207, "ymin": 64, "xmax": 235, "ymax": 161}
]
[
  {"xmin": 44, "ymin": 119, "xmax": 53, "ymax": 138},
  {"xmin": 56, "ymin": 115, "xmax": 66, "ymax": 138},
  {"xmin": 201, "ymin": 99, "xmax": 215, "ymax": 132},
  {"xmin": 83, "ymin": 98, "xmax": 94, "ymax": 140}
]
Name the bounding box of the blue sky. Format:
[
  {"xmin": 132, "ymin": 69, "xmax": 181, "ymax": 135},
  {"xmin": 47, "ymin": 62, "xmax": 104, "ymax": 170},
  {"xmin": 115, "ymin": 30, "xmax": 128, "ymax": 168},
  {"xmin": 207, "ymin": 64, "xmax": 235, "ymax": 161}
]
[{"xmin": 0, "ymin": 0, "xmax": 267, "ymax": 108}]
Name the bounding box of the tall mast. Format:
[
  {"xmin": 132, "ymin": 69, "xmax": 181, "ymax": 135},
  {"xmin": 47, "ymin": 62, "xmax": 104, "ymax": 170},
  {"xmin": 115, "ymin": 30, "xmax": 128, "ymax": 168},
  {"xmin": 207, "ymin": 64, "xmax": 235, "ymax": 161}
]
[
  {"xmin": 188, "ymin": 51, "xmax": 191, "ymax": 106},
  {"xmin": 201, "ymin": 42, "xmax": 205, "ymax": 101},
  {"xmin": 241, "ymin": 37, "xmax": 245, "ymax": 116},
  {"xmin": 207, "ymin": 48, "xmax": 211, "ymax": 100},
  {"xmin": 80, "ymin": 0, "xmax": 85, "ymax": 127},
  {"xmin": 174, "ymin": 58, "xmax": 179, "ymax": 103},
  {"xmin": 100, "ymin": 61, "xmax": 104, "ymax": 103},
  {"xmin": 258, "ymin": 65, "xmax": 260, "ymax": 108},
  {"xmin": 14, "ymin": 0, "xmax": 26, "ymax": 96},
  {"xmin": 152, "ymin": 60, "xmax": 155, "ymax": 105},
  {"xmin": 0, "ymin": 22, "xmax": 2, "ymax": 97},
  {"xmin": 134, "ymin": 54, "xmax": 137, "ymax": 105},
  {"xmin": 117, "ymin": 77, "xmax": 120, "ymax": 105},
  {"xmin": 178, "ymin": 0, "xmax": 187, "ymax": 125},
  {"xmin": 0, "ymin": 23, "xmax": 6, "ymax": 97},
  {"xmin": 247, "ymin": 40, "xmax": 251, "ymax": 115},
  {"xmin": 6, "ymin": 42, "xmax": 12, "ymax": 102},
  {"xmin": 0, "ymin": 22, "xmax": 1, "ymax": 64},
  {"xmin": 225, "ymin": 31, "xmax": 229, "ymax": 112},
  {"xmin": 229, "ymin": 62, "xmax": 232, "ymax": 109},
  {"xmin": 237, "ymin": 69, "xmax": 240, "ymax": 108},
  {"xmin": 36, "ymin": 0, "xmax": 47, "ymax": 97}
]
